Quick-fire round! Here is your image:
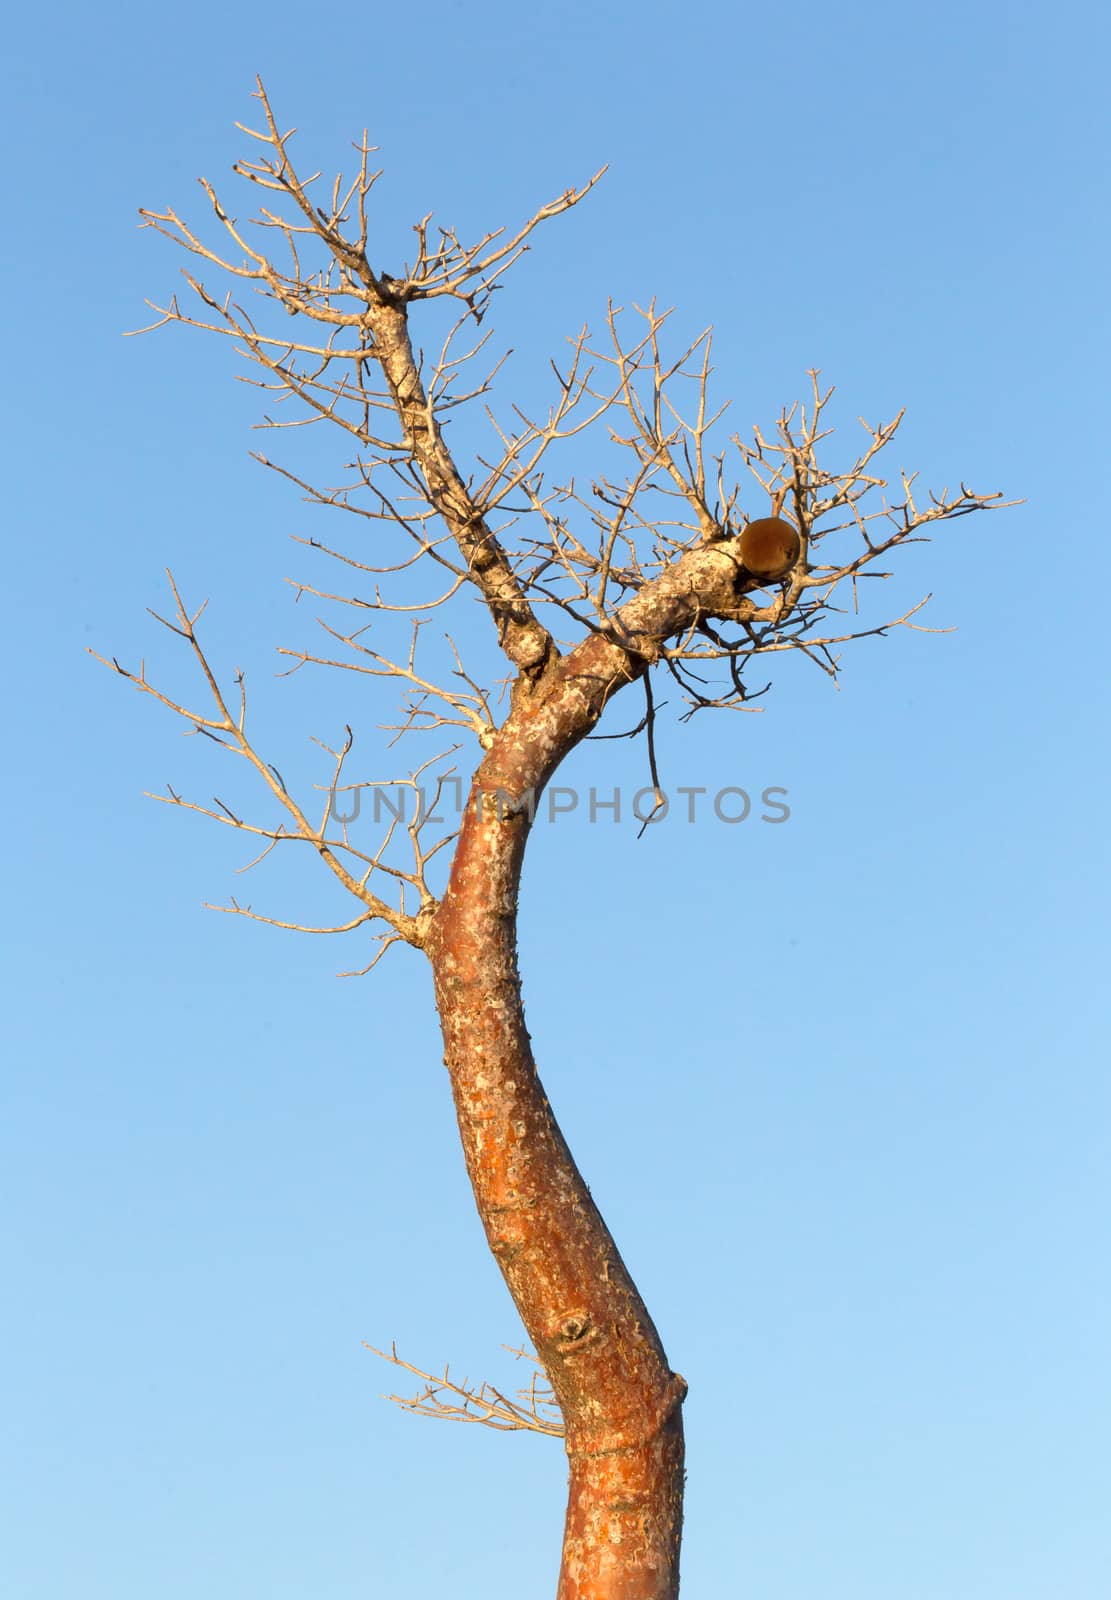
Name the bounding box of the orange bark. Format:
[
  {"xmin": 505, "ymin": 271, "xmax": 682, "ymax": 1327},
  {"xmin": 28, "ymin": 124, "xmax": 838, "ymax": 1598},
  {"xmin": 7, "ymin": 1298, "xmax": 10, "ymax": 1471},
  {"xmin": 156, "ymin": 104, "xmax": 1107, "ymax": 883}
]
[{"xmin": 425, "ymin": 629, "xmax": 712, "ymax": 1596}]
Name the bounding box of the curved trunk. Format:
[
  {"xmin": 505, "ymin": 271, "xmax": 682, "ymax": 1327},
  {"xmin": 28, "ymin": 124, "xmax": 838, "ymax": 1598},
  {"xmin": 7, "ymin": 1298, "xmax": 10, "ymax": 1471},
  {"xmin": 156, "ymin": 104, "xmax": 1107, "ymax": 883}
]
[{"xmin": 427, "ymin": 638, "xmax": 693, "ymax": 1598}]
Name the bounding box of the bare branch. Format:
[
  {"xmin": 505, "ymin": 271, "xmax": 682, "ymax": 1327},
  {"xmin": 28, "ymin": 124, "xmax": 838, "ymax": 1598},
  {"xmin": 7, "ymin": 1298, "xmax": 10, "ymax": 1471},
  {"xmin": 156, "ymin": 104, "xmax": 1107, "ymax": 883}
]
[
  {"xmin": 364, "ymin": 1342, "xmax": 564, "ymax": 1438},
  {"xmin": 89, "ymin": 574, "xmax": 428, "ymax": 948}
]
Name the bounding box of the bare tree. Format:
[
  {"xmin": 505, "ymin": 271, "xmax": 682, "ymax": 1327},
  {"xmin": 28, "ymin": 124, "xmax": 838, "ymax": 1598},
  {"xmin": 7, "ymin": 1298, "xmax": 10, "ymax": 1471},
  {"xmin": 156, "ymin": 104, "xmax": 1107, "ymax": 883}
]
[{"xmin": 95, "ymin": 82, "xmax": 1005, "ymax": 1599}]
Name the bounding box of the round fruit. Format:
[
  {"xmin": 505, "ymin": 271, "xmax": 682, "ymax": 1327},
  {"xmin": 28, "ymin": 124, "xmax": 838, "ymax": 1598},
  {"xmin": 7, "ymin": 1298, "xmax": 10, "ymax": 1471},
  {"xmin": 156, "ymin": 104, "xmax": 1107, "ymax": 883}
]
[{"xmin": 738, "ymin": 516, "xmax": 801, "ymax": 578}]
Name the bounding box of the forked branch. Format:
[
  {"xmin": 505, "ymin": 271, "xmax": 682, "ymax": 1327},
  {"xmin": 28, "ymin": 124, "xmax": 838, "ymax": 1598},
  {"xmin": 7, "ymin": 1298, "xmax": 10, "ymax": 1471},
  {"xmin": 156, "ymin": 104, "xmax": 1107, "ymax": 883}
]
[
  {"xmin": 365, "ymin": 1342, "xmax": 565, "ymax": 1439},
  {"xmin": 89, "ymin": 571, "xmax": 434, "ymax": 951}
]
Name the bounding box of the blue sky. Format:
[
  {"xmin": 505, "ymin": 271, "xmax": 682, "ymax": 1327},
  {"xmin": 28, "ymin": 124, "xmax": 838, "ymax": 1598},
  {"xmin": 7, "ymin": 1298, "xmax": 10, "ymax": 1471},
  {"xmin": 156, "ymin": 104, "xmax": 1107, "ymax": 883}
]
[{"xmin": 2, "ymin": 2, "xmax": 1108, "ymax": 1596}]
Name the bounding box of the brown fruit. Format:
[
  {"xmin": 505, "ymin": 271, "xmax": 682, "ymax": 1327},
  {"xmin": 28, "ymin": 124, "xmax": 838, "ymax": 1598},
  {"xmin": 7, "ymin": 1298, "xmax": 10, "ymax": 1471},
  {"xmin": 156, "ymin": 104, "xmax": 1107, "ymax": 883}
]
[{"xmin": 739, "ymin": 516, "xmax": 801, "ymax": 578}]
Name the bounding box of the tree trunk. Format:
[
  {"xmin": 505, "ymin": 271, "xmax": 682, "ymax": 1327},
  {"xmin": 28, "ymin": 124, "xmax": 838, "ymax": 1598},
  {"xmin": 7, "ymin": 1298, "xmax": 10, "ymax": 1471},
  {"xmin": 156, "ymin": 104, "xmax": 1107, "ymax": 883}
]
[{"xmin": 427, "ymin": 645, "xmax": 689, "ymax": 1598}]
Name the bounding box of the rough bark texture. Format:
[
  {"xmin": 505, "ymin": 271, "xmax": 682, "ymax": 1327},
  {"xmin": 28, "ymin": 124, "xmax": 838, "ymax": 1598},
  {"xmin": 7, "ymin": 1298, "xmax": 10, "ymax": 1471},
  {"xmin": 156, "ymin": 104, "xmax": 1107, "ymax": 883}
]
[
  {"xmin": 424, "ymin": 552, "xmax": 749, "ymax": 1596},
  {"xmin": 429, "ymin": 805, "xmax": 686, "ymax": 1598},
  {"xmin": 374, "ymin": 302, "xmax": 556, "ymax": 678}
]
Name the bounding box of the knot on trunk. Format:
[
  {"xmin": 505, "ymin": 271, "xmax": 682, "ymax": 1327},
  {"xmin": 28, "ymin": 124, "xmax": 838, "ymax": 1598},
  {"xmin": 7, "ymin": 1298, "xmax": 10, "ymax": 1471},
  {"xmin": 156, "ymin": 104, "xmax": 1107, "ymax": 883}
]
[{"xmin": 554, "ymin": 1310, "xmax": 598, "ymax": 1351}]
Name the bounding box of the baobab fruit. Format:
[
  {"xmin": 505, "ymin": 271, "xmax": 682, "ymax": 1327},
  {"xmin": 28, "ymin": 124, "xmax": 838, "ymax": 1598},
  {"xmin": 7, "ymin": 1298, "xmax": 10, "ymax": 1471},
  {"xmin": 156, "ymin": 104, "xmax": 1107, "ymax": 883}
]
[{"xmin": 739, "ymin": 516, "xmax": 801, "ymax": 578}]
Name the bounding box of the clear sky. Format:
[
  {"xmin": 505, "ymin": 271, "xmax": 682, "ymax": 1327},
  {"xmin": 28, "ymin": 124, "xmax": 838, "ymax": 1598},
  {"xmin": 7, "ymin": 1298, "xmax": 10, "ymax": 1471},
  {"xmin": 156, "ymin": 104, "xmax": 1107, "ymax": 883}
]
[{"xmin": 3, "ymin": 2, "xmax": 1109, "ymax": 1596}]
